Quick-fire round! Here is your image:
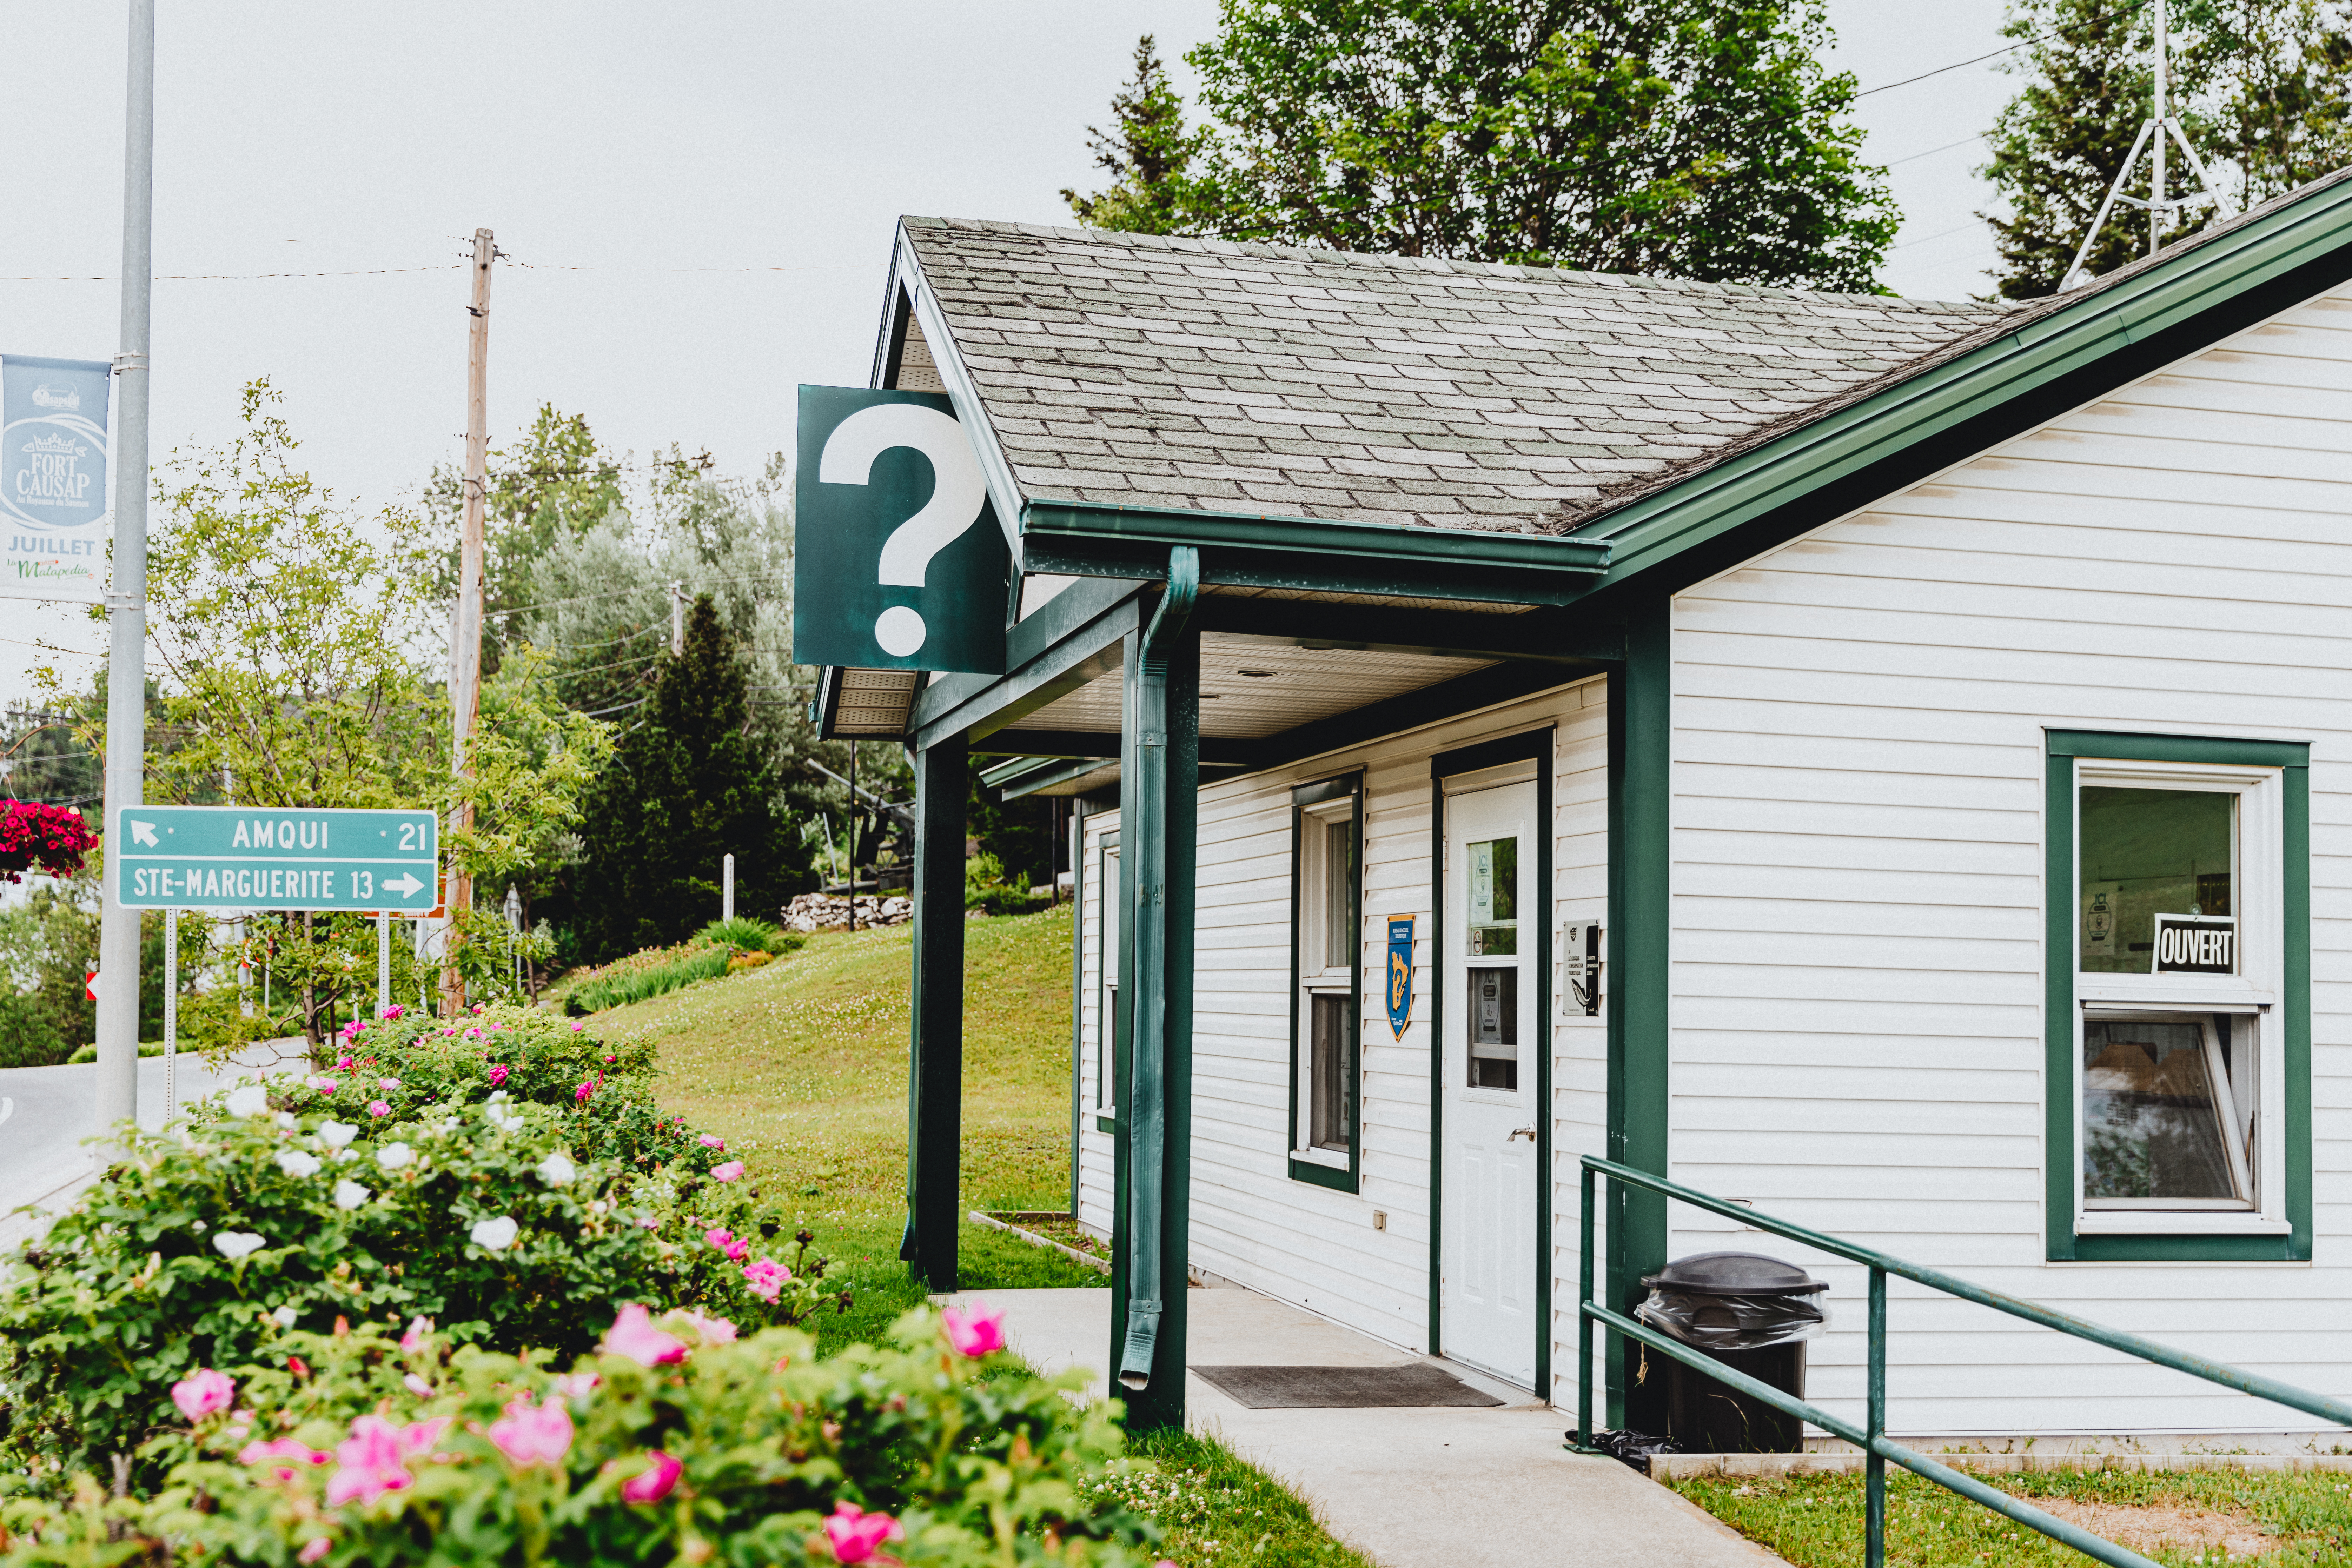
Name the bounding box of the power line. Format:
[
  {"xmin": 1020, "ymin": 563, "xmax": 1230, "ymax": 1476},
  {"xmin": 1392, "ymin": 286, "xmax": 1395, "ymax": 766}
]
[
  {"xmin": 6, "ymin": 264, "xmax": 466, "ymax": 283},
  {"xmin": 1858, "ymin": 38, "xmax": 2038, "ymax": 98},
  {"xmin": 1893, "ymin": 221, "xmax": 1982, "ymax": 252},
  {"xmin": 1888, "ymin": 133, "xmax": 1988, "ymax": 167}
]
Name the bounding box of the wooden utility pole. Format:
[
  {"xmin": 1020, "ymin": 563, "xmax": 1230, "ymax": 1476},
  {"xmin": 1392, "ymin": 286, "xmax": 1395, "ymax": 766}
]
[{"xmin": 442, "ymin": 227, "xmax": 493, "ymax": 1015}]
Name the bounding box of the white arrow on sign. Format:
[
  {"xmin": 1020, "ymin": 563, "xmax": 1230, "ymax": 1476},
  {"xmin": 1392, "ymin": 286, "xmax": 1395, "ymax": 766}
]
[
  {"xmin": 380, "ymin": 873, "xmax": 424, "ymax": 898},
  {"xmin": 129, "ymin": 820, "xmax": 158, "ymax": 846}
]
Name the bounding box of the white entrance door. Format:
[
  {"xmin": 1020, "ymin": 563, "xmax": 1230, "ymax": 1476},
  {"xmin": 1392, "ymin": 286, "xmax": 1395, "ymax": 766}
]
[{"xmin": 1441, "ymin": 777, "xmax": 1538, "ymax": 1387}]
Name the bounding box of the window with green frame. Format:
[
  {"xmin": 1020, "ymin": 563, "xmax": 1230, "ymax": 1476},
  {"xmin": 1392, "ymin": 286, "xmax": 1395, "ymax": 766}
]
[
  {"xmin": 2044, "ymin": 731, "xmax": 2310, "ymax": 1262},
  {"xmin": 1290, "ymin": 773, "xmax": 1364, "ymax": 1191}
]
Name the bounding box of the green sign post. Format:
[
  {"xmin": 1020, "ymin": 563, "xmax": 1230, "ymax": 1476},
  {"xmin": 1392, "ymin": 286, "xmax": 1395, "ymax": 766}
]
[
  {"xmin": 112, "ymin": 805, "xmax": 439, "ymax": 912},
  {"xmin": 793, "ymin": 386, "xmax": 1009, "ymax": 674}
]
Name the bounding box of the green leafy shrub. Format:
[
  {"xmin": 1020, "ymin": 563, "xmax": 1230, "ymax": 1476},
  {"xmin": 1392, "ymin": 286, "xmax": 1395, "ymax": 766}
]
[
  {"xmin": 693, "ymin": 915, "xmax": 796, "ymax": 955},
  {"xmin": 966, "ymin": 852, "xmax": 1041, "ymax": 917},
  {"xmin": 562, "ymin": 945, "xmax": 731, "ymax": 1014},
  {"xmin": 0, "ymin": 1088, "xmax": 833, "ymax": 1487},
  {"xmin": 1, "ymin": 1307, "xmax": 1159, "ymax": 1568}
]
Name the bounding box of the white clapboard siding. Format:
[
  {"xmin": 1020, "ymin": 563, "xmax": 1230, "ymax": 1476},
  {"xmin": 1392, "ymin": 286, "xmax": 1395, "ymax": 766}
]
[
  {"xmin": 1067, "ymin": 678, "xmax": 1608, "ymax": 1362},
  {"xmin": 1669, "ymin": 280, "xmax": 2352, "ymax": 1436}
]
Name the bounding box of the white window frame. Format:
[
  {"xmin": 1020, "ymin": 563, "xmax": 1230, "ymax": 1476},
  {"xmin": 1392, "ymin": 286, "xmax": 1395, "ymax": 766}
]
[
  {"xmin": 2072, "ymin": 758, "xmax": 2287, "ymax": 1237},
  {"xmin": 1294, "ymin": 794, "xmax": 1358, "ymax": 1168},
  {"xmin": 1095, "ymin": 837, "xmax": 1118, "ymax": 1116}
]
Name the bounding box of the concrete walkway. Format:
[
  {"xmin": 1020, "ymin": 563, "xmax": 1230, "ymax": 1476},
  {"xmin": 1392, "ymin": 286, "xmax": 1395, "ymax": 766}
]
[{"xmin": 943, "ymin": 1286, "xmax": 1786, "ymax": 1568}]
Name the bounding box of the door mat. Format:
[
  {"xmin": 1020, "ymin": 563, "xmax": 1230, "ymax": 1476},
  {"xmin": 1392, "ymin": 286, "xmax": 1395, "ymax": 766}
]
[{"xmin": 1192, "ymin": 1363, "xmax": 1503, "ymax": 1408}]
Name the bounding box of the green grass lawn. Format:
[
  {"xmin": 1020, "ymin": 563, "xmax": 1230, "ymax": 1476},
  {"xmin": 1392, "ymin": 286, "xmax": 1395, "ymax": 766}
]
[
  {"xmin": 587, "ymin": 903, "xmax": 1365, "ymax": 1568},
  {"xmin": 1672, "ymin": 1465, "xmax": 2352, "ymax": 1566}
]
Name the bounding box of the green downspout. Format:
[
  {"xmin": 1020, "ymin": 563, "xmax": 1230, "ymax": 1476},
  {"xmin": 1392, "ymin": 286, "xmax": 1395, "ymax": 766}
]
[{"xmin": 1118, "ymin": 546, "xmax": 1199, "ymax": 1391}]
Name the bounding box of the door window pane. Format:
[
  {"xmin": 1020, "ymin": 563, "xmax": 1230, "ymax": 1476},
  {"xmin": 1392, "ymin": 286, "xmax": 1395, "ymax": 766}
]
[
  {"xmin": 1310, "ymin": 992, "xmax": 1353, "ymax": 1150},
  {"xmin": 1467, "ymin": 966, "xmax": 1518, "ymax": 1091},
  {"xmin": 1466, "ymin": 836, "xmax": 1518, "ymax": 956},
  {"xmin": 2080, "ymin": 787, "xmax": 2235, "ymax": 975},
  {"xmin": 2083, "ymin": 1018, "xmax": 2246, "ymax": 1203},
  {"xmin": 1323, "ymin": 817, "xmax": 1355, "ymax": 970}
]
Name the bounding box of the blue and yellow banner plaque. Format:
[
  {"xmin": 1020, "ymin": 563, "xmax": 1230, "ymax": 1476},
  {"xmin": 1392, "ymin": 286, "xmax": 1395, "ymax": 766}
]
[
  {"xmin": 1386, "ymin": 916, "xmax": 1415, "ymax": 1038},
  {"xmin": 113, "ymin": 805, "xmax": 439, "ymax": 912}
]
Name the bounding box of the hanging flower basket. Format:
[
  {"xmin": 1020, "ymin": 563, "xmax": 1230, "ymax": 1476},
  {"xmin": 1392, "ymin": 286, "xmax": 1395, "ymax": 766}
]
[{"xmin": 0, "ymin": 800, "xmax": 98, "ymax": 883}]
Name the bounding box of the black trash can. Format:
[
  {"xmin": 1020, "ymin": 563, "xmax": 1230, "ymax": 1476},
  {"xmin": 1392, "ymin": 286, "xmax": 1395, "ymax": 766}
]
[{"xmin": 1635, "ymin": 1251, "xmax": 1828, "ymax": 1454}]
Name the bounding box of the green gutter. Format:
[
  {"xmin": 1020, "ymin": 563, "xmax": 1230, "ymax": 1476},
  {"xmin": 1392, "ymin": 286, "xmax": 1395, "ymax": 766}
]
[{"xmin": 1583, "ymin": 170, "xmax": 2352, "ymax": 589}]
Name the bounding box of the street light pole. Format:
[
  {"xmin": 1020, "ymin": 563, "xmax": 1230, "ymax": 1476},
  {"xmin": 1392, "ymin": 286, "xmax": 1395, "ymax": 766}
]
[{"xmin": 94, "ymin": 0, "xmax": 155, "ymax": 1141}]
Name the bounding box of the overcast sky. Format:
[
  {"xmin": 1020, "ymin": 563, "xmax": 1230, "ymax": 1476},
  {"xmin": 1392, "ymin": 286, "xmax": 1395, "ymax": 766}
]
[{"xmin": 0, "ymin": 0, "xmax": 2016, "ymax": 707}]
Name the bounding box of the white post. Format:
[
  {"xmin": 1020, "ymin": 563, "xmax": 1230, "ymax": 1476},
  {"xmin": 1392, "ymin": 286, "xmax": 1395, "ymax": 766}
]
[
  {"xmin": 94, "ymin": 0, "xmax": 155, "ymax": 1141},
  {"xmin": 162, "ymin": 907, "xmax": 176, "ymax": 1121},
  {"xmin": 723, "ymin": 853, "xmax": 735, "ymax": 922},
  {"xmin": 377, "ymin": 910, "xmax": 391, "ymax": 1019},
  {"xmin": 2151, "ymin": 0, "xmax": 2168, "ymax": 255}
]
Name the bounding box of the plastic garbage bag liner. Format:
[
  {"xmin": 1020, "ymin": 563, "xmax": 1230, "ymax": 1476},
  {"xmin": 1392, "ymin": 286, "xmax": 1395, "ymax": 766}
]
[{"xmin": 1634, "ymin": 1288, "xmax": 1827, "ymax": 1351}]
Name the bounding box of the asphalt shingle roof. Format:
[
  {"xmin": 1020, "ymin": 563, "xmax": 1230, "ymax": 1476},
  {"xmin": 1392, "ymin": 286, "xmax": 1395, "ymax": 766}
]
[{"xmin": 903, "ymin": 218, "xmax": 2016, "ymax": 538}]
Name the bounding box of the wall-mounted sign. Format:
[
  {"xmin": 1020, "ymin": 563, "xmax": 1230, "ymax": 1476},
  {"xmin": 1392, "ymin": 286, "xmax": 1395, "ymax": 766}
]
[
  {"xmin": 114, "ymin": 806, "xmax": 439, "ymax": 912},
  {"xmin": 793, "ymin": 386, "xmax": 1008, "ymax": 674},
  {"xmin": 2153, "ymin": 913, "xmax": 2235, "ymax": 975},
  {"xmin": 1386, "ymin": 916, "xmax": 1414, "ymax": 1038},
  {"xmin": 0, "ymin": 356, "xmax": 112, "ymax": 603}
]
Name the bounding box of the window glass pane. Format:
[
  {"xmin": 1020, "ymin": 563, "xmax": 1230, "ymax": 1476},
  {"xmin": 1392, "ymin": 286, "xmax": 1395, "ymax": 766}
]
[
  {"xmin": 1310, "ymin": 993, "xmax": 1352, "ymax": 1150},
  {"xmin": 1323, "ymin": 816, "xmax": 1354, "ymax": 970},
  {"xmin": 2083, "ymin": 1019, "xmax": 2240, "ymax": 1201},
  {"xmin": 1466, "ymin": 836, "xmax": 1518, "ymax": 956},
  {"xmin": 2080, "ymin": 786, "xmax": 2234, "ymax": 975},
  {"xmin": 1466, "ymin": 966, "xmax": 1518, "ymax": 1090}
]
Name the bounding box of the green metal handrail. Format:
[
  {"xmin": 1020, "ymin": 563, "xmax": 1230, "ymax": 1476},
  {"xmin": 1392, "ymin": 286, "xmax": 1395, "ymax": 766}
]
[{"xmin": 1578, "ymin": 1155, "xmax": 2352, "ymax": 1568}]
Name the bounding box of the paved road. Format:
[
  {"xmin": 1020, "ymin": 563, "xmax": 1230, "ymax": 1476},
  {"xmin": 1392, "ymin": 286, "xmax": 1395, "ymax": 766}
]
[{"xmin": 0, "ymin": 1053, "xmax": 221, "ymax": 1216}]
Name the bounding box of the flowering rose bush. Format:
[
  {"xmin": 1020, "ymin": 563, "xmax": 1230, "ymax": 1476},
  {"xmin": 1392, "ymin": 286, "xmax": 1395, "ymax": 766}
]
[
  {"xmin": 0, "ymin": 1306, "xmax": 1161, "ymax": 1568},
  {"xmin": 0, "ymin": 1087, "xmax": 838, "ymax": 1488}
]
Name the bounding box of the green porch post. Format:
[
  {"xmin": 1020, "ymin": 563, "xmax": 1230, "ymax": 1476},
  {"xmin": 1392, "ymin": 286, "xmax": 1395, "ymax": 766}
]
[
  {"xmin": 1109, "ymin": 549, "xmax": 1199, "ymax": 1433},
  {"xmin": 903, "ymin": 730, "xmax": 968, "ymax": 1290},
  {"xmin": 1606, "ymin": 592, "xmax": 1671, "ymax": 1431}
]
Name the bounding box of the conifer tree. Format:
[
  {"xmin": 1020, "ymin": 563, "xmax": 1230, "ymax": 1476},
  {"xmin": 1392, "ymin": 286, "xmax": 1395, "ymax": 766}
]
[
  {"xmin": 1061, "ymin": 36, "xmax": 1217, "ymax": 234},
  {"xmin": 572, "ymin": 594, "xmax": 811, "ymax": 959},
  {"xmin": 1983, "ymin": 0, "xmax": 2352, "ymax": 299}
]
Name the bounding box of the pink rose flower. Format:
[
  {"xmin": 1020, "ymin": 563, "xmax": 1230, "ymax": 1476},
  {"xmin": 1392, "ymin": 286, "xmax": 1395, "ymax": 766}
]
[
  {"xmin": 570, "ymin": 1021, "xmax": 584, "ymax": 1031},
  {"xmin": 820, "ymin": 1502, "xmax": 903, "ymax": 1564},
  {"xmin": 742, "ymin": 1257, "xmax": 792, "ymax": 1302},
  {"xmin": 378, "ymin": 1077, "xmax": 400, "ymax": 1091},
  {"xmin": 336, "ymin": 1055, "xmax": 355, "ymax": 1070},
  {"xmin": 697, "ymin": 1134, "xmax": 726, "ymax": 1151},
  {"xmin": 298, "ymin": 1539, "xmax": 332, "ymax": 1564},
  {"xmin": 367, "ymin": 1101, "xmax": 391, "ymax": 1118},
  {"xmin": 575, "ymin": 1075, "xmax": 599, "ymax": 1104},
  {"xmin": 403, "ymin": 1373, "xmax": 433, "ymax": 1397},
  {"xmin": 488, "ymin": 1394, "xmax": 572, "ymax": 1469},
  {"xmin": 323, "ymin": 1416, "xmax": 418, "ymax": 1507},
  {"xmin": 487, "ymin": 1064, "xmax": 509, "ymax": 1088},
  {"xmin": 400, "ymin": 1315, "xmax": 432, "ymax": 1353},
  {"xmin": 621, "ymin": 1449, "xmax": 682, "ymax": 1504},
  {"xmin": 942, "ymin": 1302, "xmax": 1007, "ymax": 1359},
  {"xmin": 380, "ymin": 1004, "xmax": 404, "ymax": 1021},
  {"xmin": 307, "ymin": 1076, "xmax": 338, "ymax": 1095},
  {"xmin": 703, "ymin": 1227, "xmax": 748, "ymax": 1262},
  {"xmin": 710, "ymin": 1160, "xmax": 745, "ymax": 1183},
  {"xmin": 554, "ymin": 1372, "xmax": 601, "ymax": 1399},
  {"xmin": 602, "ymin": 1303, "xmax": 687, "ymax": 1367},
  {"xmin": 664, "ymin": 1306, "xmax": 737, "ymax": 1345},
  {"xmin": 172, "ymin": 1367, "xmax": 234, "ymax": 1421}
]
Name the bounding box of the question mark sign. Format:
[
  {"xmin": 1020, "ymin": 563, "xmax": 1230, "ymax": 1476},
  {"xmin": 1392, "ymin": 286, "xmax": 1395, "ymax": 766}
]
[{"xmin": 817, "ymin": 403, "xmax": 987, "ymax": 658}]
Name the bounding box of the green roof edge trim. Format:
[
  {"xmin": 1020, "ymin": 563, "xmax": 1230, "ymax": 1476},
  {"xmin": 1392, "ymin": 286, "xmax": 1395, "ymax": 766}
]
[
  {"xmin": 1021, "ymin": 498, "xmax": 1611, "ymax": 576},
  {"xmin": 1582, "ymin": 172, "xmax": 2352, "ymax": 589}
]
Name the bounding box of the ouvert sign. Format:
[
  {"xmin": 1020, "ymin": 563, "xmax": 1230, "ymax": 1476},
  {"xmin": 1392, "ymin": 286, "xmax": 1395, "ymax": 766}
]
[{"xmin": 113, "ymin": 806, "xmax": 439, "ymax": 912}]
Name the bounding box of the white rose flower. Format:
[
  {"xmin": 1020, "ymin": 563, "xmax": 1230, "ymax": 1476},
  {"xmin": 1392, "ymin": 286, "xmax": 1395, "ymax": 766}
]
[
  {"xmin": 317, "ymin": 1121, "xmax": 359, "ymax": 1149},
  {"xmin": 332, "ymin": 1180, "xmax": 370, "ymax": 1210},
  {"xmin": 212, "ymin": 1232, "xmax": 266, "ymax": 1260},
  {"xmin": 223, "ymin": 1083, "xmax": 270, "ymax": 1118},
  {"xmin": 469, "ymin": 1215, "xmax": 520, "ymax": 1252},
  {"xmin": 272, "ymin": 1305, "xmax": 299, "ymax": 1328},
  {"xmin": 375, "ymin": 1142, "xmax": 415, "ymax": 1170},
  {"xmin": 275, "ymin": 1150, "xmax": 322, "ymax": 1178},
  {"xmin": 535, "ymin": 1152, "xmax": 577, "ymax": 1187}
]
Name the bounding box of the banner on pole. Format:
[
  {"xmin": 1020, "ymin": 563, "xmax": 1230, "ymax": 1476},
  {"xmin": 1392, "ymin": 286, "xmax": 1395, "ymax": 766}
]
[
  {"xmin": 793, "ymin": 386, "xmax": 1008, "ymax": 674},
  {"xmin": 0, "ymin": 356, "xmax": 113, "ymax": 603}
]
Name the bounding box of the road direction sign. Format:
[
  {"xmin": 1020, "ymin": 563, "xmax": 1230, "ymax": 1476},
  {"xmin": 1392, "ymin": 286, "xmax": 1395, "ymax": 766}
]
[{"xmin": 113, "ymin": 806, "xmax": 439, "ymax": 913}]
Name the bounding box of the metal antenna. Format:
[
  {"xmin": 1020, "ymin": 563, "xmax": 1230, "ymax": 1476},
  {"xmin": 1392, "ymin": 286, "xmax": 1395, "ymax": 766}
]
[{"xmin": 2061, "ymin": 0, "xmax": 2235, "ymax": 289}]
